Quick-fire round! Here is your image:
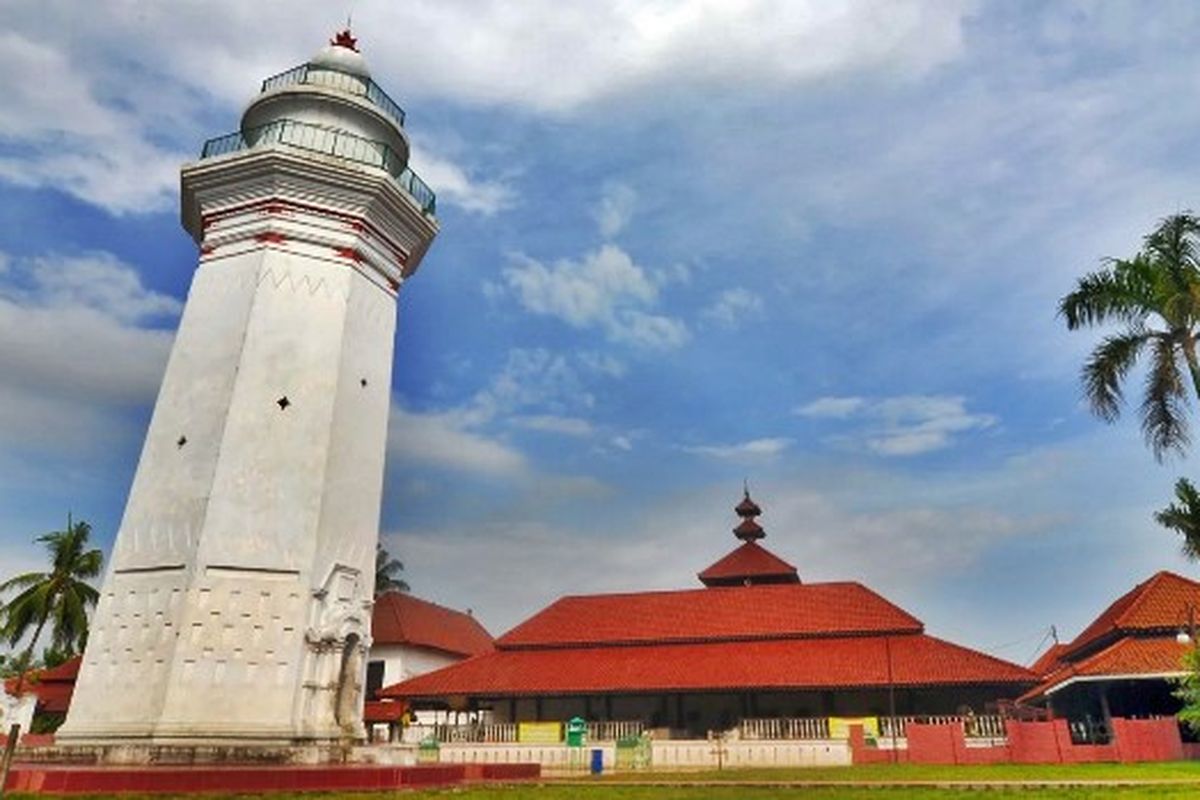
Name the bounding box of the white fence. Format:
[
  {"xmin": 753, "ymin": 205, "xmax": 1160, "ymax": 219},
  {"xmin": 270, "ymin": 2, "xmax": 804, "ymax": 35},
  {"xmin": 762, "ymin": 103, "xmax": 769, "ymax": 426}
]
[
  {"xmin": 406, "ymin": 715, "xmax": 1006, "ymax": 745},
  {"xmin": 740, "ymin": 717, "xmax": 830, "ymax": 740},
  {"xmin": 429, "ymin": 739, "xmax": 851, "ymax": 771},
  {"xmin": 879, "ymin": 715, "xmax": 1006, "ymax": 740},
  {"xmin": 588, "ymin": 720, "xmax": 644, "ymax": 742},
  {"xmin": 406, "ymin": 720, "xmax": 644, "ymax": 744},
  {"xmin": 741, "ymin": 715, "xmax": 1006, "ymax": 741}
]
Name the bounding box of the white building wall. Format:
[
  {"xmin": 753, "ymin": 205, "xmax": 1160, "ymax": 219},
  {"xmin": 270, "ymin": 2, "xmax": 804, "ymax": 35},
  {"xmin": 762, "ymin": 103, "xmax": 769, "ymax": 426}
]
[{"xmin": 369, "ymin": 644, "xmax": 461, "ymax": 689}]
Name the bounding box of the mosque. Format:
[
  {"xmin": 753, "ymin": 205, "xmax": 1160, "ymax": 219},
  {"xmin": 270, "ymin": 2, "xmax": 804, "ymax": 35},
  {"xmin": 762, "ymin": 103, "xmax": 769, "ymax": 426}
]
[{"xmin": 381, "ymin": 493, "xmax": 1037, "ymax": 736}]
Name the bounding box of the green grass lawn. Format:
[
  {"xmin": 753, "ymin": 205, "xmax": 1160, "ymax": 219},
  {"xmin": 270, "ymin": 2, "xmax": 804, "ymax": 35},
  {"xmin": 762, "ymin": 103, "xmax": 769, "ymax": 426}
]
[
  {"xmin": 10, "ymin": 763, "xmax": 1200, "ymax": 799},
  {"xmin": 586, "ymin": 760, "xmax": 1200, "ymax": 782}
]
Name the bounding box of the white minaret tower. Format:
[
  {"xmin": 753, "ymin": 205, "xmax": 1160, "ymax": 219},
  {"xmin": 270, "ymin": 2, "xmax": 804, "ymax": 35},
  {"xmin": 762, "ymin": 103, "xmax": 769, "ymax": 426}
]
[{"xmin": 58, "ymin": 30, "xmax": 438, "ymax": 750}]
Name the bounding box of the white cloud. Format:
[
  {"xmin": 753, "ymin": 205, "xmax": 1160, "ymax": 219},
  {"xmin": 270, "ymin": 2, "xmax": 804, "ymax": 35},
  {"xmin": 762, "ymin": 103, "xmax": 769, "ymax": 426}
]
[
  {"xmin": 0, "ymin": 251, "xmax": 177, "ymax": 454},
  {"xmin": 503, "ymin": 245, "xmax": 656, "ymax": 326},
  {"xmin": 372, "ymin": 0, "xmax": 970, "ymax": 112},
  {"xmin": 388, "ymin": 404, "xmax": 526, "ymax": 477},
  {"xmin": 795, "ymin": 396, "xmax": 867, "ymax": 419},
  {"xmin": 12, "ymin": 252, "xmax": 182, "ymax": 324},
  {"xmin": 799, "ymin": 394, "xmax": 996, "ymax": 456},
  {"xmin": 611, "ymin": 310, "xmax": 690, "ymax": 350},
  {"xmin": 0, "ymin": 1, "xmax": 969, "ymax": 215},
  {"xmin": 409, "ymin": 144, "xmax": 515, "ymax": 216},
  {"xmin": 683, "ymin": 437, "xmax": 792, "ymax": 461},
  {"xmin": 3, "ymin": 2, "xmax": 972, "ymax": 118},
  {"xmin": 702, "ymin": 287, "xmax": 764, "ymax": 329},
  {"xmin": 0, "ymin": 31, "xmax": 185, "ymax": 213},
  {"xmin": 471, "ymin": 348, "xmax": 617, "ymax": 422},
  {"xmin": 593, "ymin": 182, "xmax": 637, "ymax": 238},
  {"xmin": 501, "ymin": 244, "xmax": 689, "ymax": 350},
  {"xmin": 387, "ymin": 347, "xmax": 627, "ymax": 474},
  {"xmin": 513, "ymin": 415, "xmax": 594, "ymax": 437}
]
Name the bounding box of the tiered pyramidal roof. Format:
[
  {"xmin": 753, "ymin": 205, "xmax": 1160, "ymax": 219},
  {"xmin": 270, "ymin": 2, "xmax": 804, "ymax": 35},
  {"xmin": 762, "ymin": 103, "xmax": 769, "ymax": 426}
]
[
  {"xmin": 698, "ymin": 490, "xmax": 801, "ymax": 587},
  {"xmin": 1022, "ymin": 570, "xmax": 1200, "ymax": 703}
]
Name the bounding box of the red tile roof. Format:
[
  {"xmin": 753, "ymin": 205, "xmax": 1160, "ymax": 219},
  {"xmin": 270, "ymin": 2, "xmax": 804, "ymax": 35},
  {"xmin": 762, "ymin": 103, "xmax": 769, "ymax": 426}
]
[
  {"xmin": 383, "ymin": 633, "xmax": 1035, "ymax": 699},
  {"xmin": 372, "ymin": 592, "xmax": 494, "ymax": 658},
  {"xmin": 496, "ymin": 583, "xmax": 922, "ymax": 649},
  {"xmin": 3, "ymin": 655, "xmax": 81, "ymax": 714},
  {"xmin": 1021, "ymin": 635, "xmax": 1191, "ymax": 703},
  {"xmin": 1029, "ymin": 642, "xmax": 1068, "ymax": 677},
  {"xmin": 698, "ymin": 541, "xmax": 799, "ymax": 586},
  {"xmin": 1065, "ymin": 571, "xmax": 1200, "ymax": 657}
]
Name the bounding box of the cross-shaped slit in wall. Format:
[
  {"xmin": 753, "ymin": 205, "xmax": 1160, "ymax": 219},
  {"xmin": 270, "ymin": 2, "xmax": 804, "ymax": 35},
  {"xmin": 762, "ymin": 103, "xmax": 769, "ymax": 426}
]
[{"xmin": 277, "ymin": 396, "xmax": 291, "ymax": 410}]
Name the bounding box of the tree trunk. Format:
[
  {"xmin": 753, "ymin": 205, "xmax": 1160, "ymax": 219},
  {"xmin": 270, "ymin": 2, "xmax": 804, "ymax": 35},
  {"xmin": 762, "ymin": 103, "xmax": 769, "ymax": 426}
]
[{"xmin": 11, "ymin": 609, "xmax": 51, "ymax": 698}]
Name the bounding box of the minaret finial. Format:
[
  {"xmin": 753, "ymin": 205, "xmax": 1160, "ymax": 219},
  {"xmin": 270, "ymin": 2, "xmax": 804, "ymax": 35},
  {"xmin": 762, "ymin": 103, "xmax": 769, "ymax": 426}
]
[
  {"xmin": 331, "ymin": 26, "xmax": 359, "ymax": 52},
  {"xmin": 733, "ymin": 487, "xmax": 765, "ymax": 541}
]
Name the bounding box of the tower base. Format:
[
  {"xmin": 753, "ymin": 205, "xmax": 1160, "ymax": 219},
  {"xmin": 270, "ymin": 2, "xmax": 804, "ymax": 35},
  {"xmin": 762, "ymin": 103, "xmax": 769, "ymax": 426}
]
[{"xmin": 14, "ymin": 741, "xmax": 403, "ymax": 767}]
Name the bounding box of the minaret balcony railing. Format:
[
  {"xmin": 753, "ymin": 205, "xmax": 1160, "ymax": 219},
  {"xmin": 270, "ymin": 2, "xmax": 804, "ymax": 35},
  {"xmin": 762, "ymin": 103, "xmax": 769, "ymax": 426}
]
[
  {"xmin": 261, "ymin": 63, "xmax": 407, "ymax": 128},
  {"xmin": 200, "ymin": 119, "xmax": 436, "ymax": 216}
]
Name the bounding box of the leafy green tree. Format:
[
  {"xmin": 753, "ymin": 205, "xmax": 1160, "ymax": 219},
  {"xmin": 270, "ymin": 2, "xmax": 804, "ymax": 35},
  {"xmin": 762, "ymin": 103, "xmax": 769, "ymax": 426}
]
[
  {"xmin": 1059, "ymin": 213, "xmax": 1200, "ymax": 460},
  {"xmin": 0, "ymin": 515, "xmax": 102, "ymax": 695},
  {"xmin": 1155, "ymin": 477, "xmax": 1200, "ymax": 560},
  {"xmin": 1175, "ymin": 648, "xmax": 1200, "ymax": 733},
  {"xmin": 374, "ymin": 542, "xmax": 409, "ymax": 596}
]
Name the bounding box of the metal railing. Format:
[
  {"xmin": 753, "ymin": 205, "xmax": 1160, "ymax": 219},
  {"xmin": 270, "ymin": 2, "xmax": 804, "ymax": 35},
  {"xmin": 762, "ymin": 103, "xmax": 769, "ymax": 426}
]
[
  {"xmin": 408, "ymin": 722, "xmax": 518, "ymax": 743},
  {"xmin": 1068, "ymin": 718, "xmax": 1111, "ymax": 745},
  {"xmin": 740, "ymin": 715, "xmax": 1006, "ymax": 741},
  {"xmin": 200, "ymin": 119, "xmax": 436, "ymax": 215},
  {"xmin": 740, "ymin": 717, "xmax": 831, "ymax": 740},
  {"xmin": 261, "ymin": 63, "xmax": 406, "ymax": 128},
  {"xmin": 588, "ymin": 720, "xmax": 645, "ymax": 742},
  {"xmin": 879, "ymin": 715, "xmax": 1007, "ymax": 740}
]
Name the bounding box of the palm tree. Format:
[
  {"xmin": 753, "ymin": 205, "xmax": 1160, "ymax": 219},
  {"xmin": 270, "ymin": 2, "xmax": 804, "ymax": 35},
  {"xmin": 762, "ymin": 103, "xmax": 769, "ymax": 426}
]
[
  {"xmin": 374, "ymin": 543, "xmax": 409, "ymax": 596},
  {"xmin": 0, "ymin": 515, "xmax": 103, "ymax": 696},
  {"xmin": 1155, "ymin": 477, "xmax": 1200, "ymax": 560},
  {"xmin": 1059, "ymin": 213, "xmax": 1200, "ymax": 461}
]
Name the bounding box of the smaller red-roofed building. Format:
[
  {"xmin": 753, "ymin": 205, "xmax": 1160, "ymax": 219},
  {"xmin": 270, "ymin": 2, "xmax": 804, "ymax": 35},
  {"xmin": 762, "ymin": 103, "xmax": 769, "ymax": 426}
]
[
  {"xmin": 364, "ymin": 591, "xmax": 493, "ymax": 739},
  {"xmin": 383, "ymin": 493, "xmax": 1036, "ymax": 736},
  {"xmin": 1021, "ymin": 570, "xmax": 1200, "ymax": 731},
  {"xmin": 3, "ymin": 655, "xmax": 81, "ymax": 727}
]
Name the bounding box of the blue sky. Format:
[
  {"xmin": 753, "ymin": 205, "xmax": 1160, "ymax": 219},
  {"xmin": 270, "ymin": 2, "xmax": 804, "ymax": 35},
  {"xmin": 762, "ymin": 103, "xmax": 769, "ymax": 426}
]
[{"xmin": 3, "ymin": 1, "xmax": 1200, "ymax": 666}]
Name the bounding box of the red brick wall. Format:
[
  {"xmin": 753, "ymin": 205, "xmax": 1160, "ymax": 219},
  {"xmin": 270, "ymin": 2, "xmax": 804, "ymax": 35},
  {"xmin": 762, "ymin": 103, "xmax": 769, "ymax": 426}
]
[
  {"xmin": 905, "ymin": 723, "xmax": 963, "ymax": 765},
  {"xmin": 1110, "ymin": 718, "xmax": 1184, "ymax": 763},
  {"xmin": 850, "ymin": 718, "xmax": 1184, "ymax": 767}
]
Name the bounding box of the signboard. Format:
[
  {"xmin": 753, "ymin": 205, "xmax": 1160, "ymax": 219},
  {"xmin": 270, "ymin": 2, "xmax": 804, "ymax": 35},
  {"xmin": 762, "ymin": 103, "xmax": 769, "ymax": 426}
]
[
  {"xmin": 0, "ymin": 692, "xmax": 35, "ymax": 733},
  {"xmin": 517, "ymin": 721, "xmax": 563, "ymax": 744},
  {"xmin": 828, "ymin": 716, "xmax": 880, "ymax": 739}
]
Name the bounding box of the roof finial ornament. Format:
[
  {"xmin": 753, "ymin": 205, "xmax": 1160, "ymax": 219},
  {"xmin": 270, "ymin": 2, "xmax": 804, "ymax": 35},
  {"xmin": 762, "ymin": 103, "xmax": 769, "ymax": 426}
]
[
  {"xmin": 733, "ymin": 485, "xmax": 765, "ymax": 541},
  {"xmin": 332, "ymin": 25, "xmax": 359, "ymax": 52}
]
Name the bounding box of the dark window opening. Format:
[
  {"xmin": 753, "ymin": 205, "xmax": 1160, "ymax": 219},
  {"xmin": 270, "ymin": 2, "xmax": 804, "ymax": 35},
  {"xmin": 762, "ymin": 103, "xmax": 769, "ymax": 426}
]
[{"xmin": 366, "ymin": 660, "xmax": 385, "ymax": 700}]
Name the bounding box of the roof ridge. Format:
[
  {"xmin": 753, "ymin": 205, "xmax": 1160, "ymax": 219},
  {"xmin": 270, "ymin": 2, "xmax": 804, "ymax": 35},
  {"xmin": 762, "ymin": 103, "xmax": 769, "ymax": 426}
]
[
  {"xmin": 500, "ymin": 628, "xmax": 927, "ymax": 651},
  {"xmin": 1114, "ymin": 570, "xmax": 1173, "ymax": 630},
  {"xmin": 551, "ymin": 580, "xmax": 871, "ymax": 603}
]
